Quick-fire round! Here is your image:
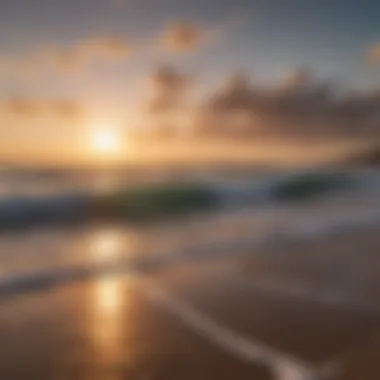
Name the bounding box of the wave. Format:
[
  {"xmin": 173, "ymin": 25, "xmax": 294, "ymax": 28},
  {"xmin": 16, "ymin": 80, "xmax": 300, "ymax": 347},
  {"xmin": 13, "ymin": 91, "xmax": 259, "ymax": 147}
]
[{"xmin": 0, "ymin": 170, "xmax": 373, "ymax": 230}]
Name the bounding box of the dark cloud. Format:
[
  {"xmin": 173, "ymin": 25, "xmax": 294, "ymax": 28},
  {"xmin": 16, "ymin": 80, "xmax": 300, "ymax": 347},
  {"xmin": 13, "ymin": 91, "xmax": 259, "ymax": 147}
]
[
  {"xmin": 146, "ymin": 64, "xmax": 193, "ymax": 113},
  {"xmin": 199, "ymin": 69, "xmax": 380, "ymax": 141},
  {"xmin": 207, "ymin": 72, "xmax": 255, "ymax": 112},
  {"xmin": 280, "ymin": 67, "xmax": 313, "ymax": 89}
]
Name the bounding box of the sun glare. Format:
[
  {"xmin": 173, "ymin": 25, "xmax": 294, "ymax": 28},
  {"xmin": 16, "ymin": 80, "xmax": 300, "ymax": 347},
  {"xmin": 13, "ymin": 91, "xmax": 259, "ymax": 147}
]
[{"xmin": 91, "ymin": 129, "xmax": 120, "ymax": 154}]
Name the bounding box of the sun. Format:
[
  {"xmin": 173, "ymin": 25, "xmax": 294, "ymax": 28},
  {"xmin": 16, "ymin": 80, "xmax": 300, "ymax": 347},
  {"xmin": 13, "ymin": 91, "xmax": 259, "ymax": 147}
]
[{"xmin": 91, "ymin": 129, "xmax": 120, "ymax": 154}]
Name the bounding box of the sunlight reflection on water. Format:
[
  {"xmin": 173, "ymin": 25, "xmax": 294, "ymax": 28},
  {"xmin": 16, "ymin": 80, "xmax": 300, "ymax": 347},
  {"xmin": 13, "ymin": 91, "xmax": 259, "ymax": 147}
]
[
  {"xmin": 87, "ymin": 229, "xmax": 133, "ymax": 378},
  {"xmin": 90, "ymin": 230, "xmax": 124, "ymax": 262}
]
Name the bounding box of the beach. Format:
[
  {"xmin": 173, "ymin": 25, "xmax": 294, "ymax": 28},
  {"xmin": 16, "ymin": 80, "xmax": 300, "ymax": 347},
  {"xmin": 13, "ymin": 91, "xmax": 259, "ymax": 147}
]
[
  {"xmin": 0, "ymin": 211, "xmax": 378, "ymax": 379},
  {"xmin": 0, "ymin": 168, "xmax": 378, "ymax": 379}
]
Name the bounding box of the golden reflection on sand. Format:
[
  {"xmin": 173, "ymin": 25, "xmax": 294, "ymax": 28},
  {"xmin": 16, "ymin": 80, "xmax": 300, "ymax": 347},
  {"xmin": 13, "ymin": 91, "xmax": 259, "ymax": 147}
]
[{"xmin": 87, "ymin": 229, "xmax": 133, "ymax": 378}]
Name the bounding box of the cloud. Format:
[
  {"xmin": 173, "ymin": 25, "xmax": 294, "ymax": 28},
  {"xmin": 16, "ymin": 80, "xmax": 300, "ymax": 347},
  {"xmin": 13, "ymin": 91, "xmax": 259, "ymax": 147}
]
[
  {"xmin": 40, "ymin": 36, "xmax": 131, "ymax": 74},
  {"xmin": 39, "ymin": 47, "xmax": 83, "ymax": 74},
  {"xmin": 280, "ymin": 67, "xmax": 313, "ymax": 89},
  {"xmin": 146, "ymin": 64, "xmax": 193, "ymax": 112},
  {"xmin": 51, "ymin": 100, "xmax": 83, "ymax": 118},
  {"xmin": 161, "ymin": 21, "xmax": 201, "ymax": 52},
  {"xmin": 76, "ymin": 36, "xmax": 131, "ymax": 61},
  {"xmin": 207, "ymin": 71, "xmax": 254, "ymax": 112},
  {"xmin": 0, "ymin": 35, "xmax": 132, "ymax": 83},
  {"xmin": 197, "ymin": 68, "xmax": 380, "ymax": 141},
  {"xmin": 158, "ymin": 12, "xmax": 248, "ymax": 54},
  {"xmin": 5, "ymin": 99, "xmax": 43, "ymax": 117},
  {"xmin": 13, "ymin": 35, "xmax": 132, "ymax": 78},
  {"xmin": 366, "ymin": 43, "xmax": 380, "ymax": 66},
  {"xmin": 2, "ymin": 98, "xmax": 83, "ymax": 119},
  {"xmin": 160, "ymin": 20, "xmax": 216, "ymax": 53}
]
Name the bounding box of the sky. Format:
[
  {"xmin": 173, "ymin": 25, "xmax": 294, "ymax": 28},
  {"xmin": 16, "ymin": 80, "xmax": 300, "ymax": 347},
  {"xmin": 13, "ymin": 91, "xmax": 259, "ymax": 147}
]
[{"xmin": 0, "ymin": 0, "xmax": 380, "ymax": 164}]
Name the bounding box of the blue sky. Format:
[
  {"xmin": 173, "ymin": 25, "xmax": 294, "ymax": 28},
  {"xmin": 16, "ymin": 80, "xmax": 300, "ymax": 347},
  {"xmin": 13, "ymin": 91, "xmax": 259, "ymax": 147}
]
[{"xmin": 1, "ymin": 0, "xmax": 380, "ymax": 92}]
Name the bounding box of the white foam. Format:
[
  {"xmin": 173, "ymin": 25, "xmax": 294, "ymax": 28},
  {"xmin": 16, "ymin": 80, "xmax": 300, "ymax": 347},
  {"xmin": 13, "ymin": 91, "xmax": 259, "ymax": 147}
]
[{"xmin": 140, "ymin": 278, "xmax": 339, "ymax": 380}]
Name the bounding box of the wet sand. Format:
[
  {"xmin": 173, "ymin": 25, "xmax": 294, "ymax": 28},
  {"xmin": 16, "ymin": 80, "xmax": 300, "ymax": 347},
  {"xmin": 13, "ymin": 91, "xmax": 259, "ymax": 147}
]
[
  {"xmin": 0, "ymin": 223, "xmax": 380, "ymax": 379},
  {"xmin": 0, "ymin": 275, "xmax": 272, "ymax": 380},
  {"xmin": 0, "ymin": 258, "xmax": 378, "ymax": 379},
  {"xmin": 152, "ymin": 261, "xmax": 380, "ymax": 363},
  {"xmin": 242, "ymin": 225, "xmax": 380, "ymax": 308}
]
